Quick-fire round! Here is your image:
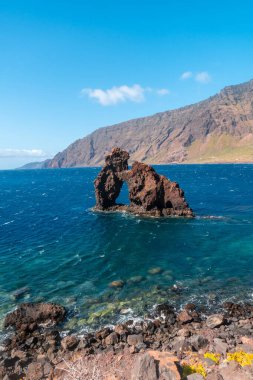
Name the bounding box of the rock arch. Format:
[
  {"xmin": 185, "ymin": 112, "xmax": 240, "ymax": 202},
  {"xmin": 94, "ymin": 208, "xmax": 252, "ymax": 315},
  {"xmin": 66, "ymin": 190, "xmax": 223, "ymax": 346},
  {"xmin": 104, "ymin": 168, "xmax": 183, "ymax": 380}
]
[{"xmin": 94, "ymin": 148, "xmax": 194, "ymax": 217}]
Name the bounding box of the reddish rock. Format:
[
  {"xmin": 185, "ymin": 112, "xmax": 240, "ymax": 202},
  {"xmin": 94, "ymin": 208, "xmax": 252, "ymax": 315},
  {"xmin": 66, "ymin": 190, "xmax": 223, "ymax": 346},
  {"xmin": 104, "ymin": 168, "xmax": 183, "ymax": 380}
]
[
  {"xmin": 127, "ymin": 334, "xmax": 144, "ymax": 346},
  {"xmin": 149, "ymin": 351, "xmax": 182, "ymax": 380},
  {"xmin": 212, "ymin": 338, "xmax": 228, "ymax": 355},
  {"xmin": 109, "ymin": 280, "xmax": 125, "ymax": 288},
  {"xmin": 171, "ymin": 336, "xmax": 192, "ymax": 353},
  {"xmin": 26, "ymin": 362, "xmax": 44, "ymax": 380},
  {"xmin": 187, "ymin": 374, "xmax": 205, "ymax": 380},
  {"xmin": 94, "ymin": 148, "xmax": 194, "ymax": 217},
  {"xmin": 124, "ymin": 161, "xmax": 193, "ymax": 217},
  {"xmin": 223, "ymin": 302, "xmax": 253, "ymax": 318},
  {"xmin": 94, "ymin": 147, "xmax": 129, "ymax": 209},
  {"xmin": 184, "ymin": 303, "xmax": 196, "ymax": 312},
  {"xmin": 131, "ymin": 351, "xmax": 182, "ymax": 380},
  {"xmin": 105, "ymin": 332, "xmax": 119, "ymax": 346},
  {"xmin": 131, "ymin": 352, "xmax": 158, "ymax": 380},
  {"xmin": 61, "ymin": 336, "xmax": 79, "ymax": 351},
  {"xmin": 206, "ymin": 314, "xmax": 224, "ymax": 329},
  {"xmin": 219, "ymin": 361, "xmax": 252, "ymax": 380},
  {"xmin": 178, "ymin": 310, "xmax": 193, "ymax": 324},
  {"xmin": 241, "ymin": 336, "xmax": 253, "ymax": 350},
  {"xmin": 189, "ymin": 335, "xmax": 209, "ymax": 351},
  {"xmin": 114, "ymin": 324, "xmax": 129, "ymax": 335},
  {"xmin": 4, "ymin": 303, "xmax": 66, "ymax": 331},
  {"xmin": 177, "ymin": 328, "xmax": 191, "ymax": 338},
  {"xmin": 95, "ymin": 327, "xmax": 111, "ymax": 340}
]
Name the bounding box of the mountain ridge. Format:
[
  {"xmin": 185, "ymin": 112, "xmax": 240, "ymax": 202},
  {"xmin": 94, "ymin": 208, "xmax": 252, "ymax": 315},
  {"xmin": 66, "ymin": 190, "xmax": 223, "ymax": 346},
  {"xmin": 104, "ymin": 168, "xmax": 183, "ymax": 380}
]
[{"xmin": 21, "ymin": 79, "xmax": 253, "ymax": 169}]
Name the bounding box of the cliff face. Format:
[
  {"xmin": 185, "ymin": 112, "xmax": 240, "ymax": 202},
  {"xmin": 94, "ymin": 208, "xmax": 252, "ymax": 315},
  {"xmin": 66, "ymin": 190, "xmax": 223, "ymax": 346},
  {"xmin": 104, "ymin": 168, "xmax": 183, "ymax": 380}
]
[{"xmin": 45, "ymin": 79, "xmax": 253, "ymax": 167}]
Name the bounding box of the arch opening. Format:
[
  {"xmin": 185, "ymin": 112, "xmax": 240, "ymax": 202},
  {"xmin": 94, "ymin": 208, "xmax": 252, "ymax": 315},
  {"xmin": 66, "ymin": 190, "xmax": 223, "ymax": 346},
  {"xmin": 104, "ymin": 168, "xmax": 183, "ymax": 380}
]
[{"xmin": 116, "ymin": 181, "xmax": 130, "ymax": 205}]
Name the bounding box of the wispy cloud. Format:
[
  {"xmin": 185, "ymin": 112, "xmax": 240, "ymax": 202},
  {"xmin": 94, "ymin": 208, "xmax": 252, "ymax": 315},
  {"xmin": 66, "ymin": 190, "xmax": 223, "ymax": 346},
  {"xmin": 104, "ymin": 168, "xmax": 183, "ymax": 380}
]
[
  {"xmin": 195, "ymin": 71, "xmax": 211, "ymax": 84},
  {"xmin": 0, "ymin": 149, "xmax": 47, "ymax": 158},
  {"xmin": 180, "ymin": 71, "xmax": 193, "ymax": 80},
  {"xmin": 81, "ymin": 85, "xmax": 145, "ymax": 106},
  {"xmin": 180, "ymin": 71, "xmax": 211, "ymax": 84},
  {"xmin": 156, "ymin": 88, "xmax": 170, "ymax": 96},
  {"xmin": 81, "ymin": 84, "xmax": 170, "ymax": 106}
]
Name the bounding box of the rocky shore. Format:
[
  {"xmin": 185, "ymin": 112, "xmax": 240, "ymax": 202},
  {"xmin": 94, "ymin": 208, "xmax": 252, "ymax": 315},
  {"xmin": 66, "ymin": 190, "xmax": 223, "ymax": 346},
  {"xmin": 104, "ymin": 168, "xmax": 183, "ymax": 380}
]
[{"xmin": 1, "ymin": 302, "xmax": 253, "ymax": 379}]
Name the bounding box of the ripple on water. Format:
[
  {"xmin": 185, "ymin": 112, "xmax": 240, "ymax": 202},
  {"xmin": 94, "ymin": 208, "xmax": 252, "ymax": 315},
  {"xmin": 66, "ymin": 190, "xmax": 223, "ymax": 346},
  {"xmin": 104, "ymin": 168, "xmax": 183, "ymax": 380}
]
[{"xmin": 0, "ymin": 165, "xmax": 253, "ymax": 333}]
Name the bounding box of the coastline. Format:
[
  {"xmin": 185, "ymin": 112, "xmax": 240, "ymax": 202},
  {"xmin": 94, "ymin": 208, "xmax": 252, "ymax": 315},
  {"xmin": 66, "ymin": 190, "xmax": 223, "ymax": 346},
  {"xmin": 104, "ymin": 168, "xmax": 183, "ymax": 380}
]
[
  {"xmin": 1, "ymin": 163, "xmax": 253, "ymax": 379},
  {"xmin": 13, "ymin": 161, "xmax": 253, "ymax": 171},
  {"xmin": 1, "ymin": 302, "xmax": 253, "ymax": 379}
]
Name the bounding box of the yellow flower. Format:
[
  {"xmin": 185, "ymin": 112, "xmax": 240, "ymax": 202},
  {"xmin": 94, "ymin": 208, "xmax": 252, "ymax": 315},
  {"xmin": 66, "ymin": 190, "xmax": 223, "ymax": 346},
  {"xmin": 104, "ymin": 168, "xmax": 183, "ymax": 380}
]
[
  {"xmin": 182, "ymin": 363, "xmax": 207, "ymax": 378},
  {"xmin": 227, "ymin": 351, "xmax": 253, "ymax": 367},
  {"xmin": 204, "ymin": 352, "xmax": 221, "ymax": 364}
]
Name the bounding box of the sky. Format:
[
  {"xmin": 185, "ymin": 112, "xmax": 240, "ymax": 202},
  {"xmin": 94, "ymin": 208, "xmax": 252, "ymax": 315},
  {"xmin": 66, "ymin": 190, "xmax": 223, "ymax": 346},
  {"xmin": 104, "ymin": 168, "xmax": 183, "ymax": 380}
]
[{"xmin": 1, "ymin": 0, "xmax": 253, "ymax": 169}]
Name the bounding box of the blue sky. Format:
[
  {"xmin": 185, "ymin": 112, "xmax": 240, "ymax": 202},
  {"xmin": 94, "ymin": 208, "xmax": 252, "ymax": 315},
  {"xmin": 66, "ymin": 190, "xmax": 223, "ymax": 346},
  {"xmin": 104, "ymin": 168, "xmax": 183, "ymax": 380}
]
[{"xmin": 1, "ymin": 0, "xmax": 253, "ymax": 169}]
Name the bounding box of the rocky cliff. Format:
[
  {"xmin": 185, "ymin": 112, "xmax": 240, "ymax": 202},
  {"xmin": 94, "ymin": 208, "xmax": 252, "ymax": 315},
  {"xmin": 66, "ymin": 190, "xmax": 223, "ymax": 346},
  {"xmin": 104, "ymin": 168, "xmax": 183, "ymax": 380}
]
[{"xmin": 35, "ymin": 79, "xmax": 253, "ymax": 168}]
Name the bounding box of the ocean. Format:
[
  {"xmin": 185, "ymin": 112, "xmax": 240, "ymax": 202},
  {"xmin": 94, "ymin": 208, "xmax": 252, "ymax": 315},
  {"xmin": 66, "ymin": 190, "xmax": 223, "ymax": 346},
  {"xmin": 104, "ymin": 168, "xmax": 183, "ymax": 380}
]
[{"xmin": 0, "ymin": 165, "xmax": 253, "ymax": 336}]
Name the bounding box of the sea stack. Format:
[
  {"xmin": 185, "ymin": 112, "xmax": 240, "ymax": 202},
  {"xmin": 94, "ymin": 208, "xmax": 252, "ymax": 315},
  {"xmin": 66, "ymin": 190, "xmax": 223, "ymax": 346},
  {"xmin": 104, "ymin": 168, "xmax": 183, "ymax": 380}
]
[{"xmin": 94, "ymin": 147, "xmax": 194, "ymax": 217}]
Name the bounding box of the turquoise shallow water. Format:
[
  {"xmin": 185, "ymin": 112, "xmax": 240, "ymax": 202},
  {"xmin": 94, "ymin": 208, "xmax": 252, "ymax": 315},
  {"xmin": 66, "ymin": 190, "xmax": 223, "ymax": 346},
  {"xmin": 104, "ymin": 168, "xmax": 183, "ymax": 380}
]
[{"xmin": 0, "ymin": 165, "xmax": 253, "ymax": 334}]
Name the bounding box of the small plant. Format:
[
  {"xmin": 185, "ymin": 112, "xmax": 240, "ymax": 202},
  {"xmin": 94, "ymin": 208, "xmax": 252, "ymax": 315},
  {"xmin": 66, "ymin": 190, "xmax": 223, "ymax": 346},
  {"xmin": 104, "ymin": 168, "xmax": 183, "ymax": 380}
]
[
  {"xmin": 61, "ymin": 358, "xmax": 103, "ymax": 380},
  {"xmin": 204, "ymin": 352, "xmax": 221, "ymax": 364},
  {"xmin": 227, "ymin": 351, "xmax": 253, "ymax": 367},
  {"xmin": 182, "ymin": 363, "xmax": 207, "ymax": 378},
  {"xmin": 61, "ymin": 356, "xmax": 123, "ymax": 380}
]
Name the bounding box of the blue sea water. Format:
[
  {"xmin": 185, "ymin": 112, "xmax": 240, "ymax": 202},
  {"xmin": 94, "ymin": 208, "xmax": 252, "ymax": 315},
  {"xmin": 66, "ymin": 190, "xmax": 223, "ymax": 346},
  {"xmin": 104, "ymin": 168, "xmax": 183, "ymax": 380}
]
[{"xmin": 0, "ymin": 165, "xmax": 253, "ymax": 335}]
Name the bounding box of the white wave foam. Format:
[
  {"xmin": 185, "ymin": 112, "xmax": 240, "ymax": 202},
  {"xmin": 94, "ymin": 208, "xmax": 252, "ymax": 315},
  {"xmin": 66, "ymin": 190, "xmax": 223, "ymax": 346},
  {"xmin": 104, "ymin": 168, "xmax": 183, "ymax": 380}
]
[{"xmin": 2, "ymin": 220, "xmax": 14, "ymax": 226}]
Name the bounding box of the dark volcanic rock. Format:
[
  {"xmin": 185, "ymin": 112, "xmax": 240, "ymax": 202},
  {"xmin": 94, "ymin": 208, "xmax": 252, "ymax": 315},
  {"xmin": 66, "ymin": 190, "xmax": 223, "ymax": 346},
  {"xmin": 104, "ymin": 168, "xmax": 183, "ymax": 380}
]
[
  {"xmin": 3, "ymin": 301, "xmax": 253, "ymax": 380},
  {"xmin": 94, "ymin": 148, "xmax": 193, "ymax": 217},
  {"xmin": 4, "ymin": 303, "xmax": 66, "ymax": 331},
  {"xmin": 154, "ymin": 304, "xmax": 177, "ymax": 324},
  {"xmin": 61, "ymin": 335, "xmax": 79, "ymax": 351},
  {"xmin": 94, "ymin": 147, "xmax": 129, "ymax": 209},
  {"xmin": 123, "ymin": 161, "xmax": 193, "ymax": 217},
  {"xmin": 223, "ymin": 302, "xmax": 253, "ymax": 318}
]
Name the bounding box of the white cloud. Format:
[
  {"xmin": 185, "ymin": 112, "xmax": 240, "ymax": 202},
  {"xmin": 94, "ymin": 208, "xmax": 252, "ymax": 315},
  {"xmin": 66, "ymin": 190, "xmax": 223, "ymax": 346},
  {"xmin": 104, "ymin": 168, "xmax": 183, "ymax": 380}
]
[
  {"xmin": 195, "ymin": 71, "xmax": 211, "ymax": 84},
  {"xmin": 81, "ymin": 84, "xmax": 146, "ymax": 106},
  {"xmin": 0, "ymin": 149, "xmax": 47, "ymax": 158},
  {"xmin": 180, "ymin": 71, "xmax": 193, "ymax": 80},
  {"xmin": 156, "ymin": 88, "xmax": 170, "ymax": 96},
  {"xmin": 81, "ymin": 84, "xmax": 170, "ymax": 105},
  {"xmin": 180, "ymin": 71, "xmax": 211, "ymax": 84}
]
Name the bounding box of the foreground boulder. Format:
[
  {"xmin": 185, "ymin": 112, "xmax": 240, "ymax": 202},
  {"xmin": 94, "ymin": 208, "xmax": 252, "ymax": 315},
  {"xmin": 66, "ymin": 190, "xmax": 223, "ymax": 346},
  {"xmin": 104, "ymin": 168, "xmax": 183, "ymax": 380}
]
[
  {"xmin": 94, "ymin": 147, "xmax": 194, "ymax": 217},
  {"xmin": 4, "ymin": 302, "xmax": 66, "ymax": 330}
]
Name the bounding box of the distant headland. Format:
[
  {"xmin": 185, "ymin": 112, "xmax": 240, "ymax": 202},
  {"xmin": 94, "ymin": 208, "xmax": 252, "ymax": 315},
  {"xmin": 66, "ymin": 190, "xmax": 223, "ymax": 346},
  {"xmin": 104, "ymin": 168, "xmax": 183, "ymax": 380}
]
[{"xmin": 20, "ymin": 79, "xmax": 253, "ymax": 170}]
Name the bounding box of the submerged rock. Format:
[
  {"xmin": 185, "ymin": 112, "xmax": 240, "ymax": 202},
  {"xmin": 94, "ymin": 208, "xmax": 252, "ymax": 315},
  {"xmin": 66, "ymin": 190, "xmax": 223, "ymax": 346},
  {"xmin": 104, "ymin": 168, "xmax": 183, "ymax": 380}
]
[
  {"xmin": 148, "ymin": 267, "xmax": 163, "ymax": 275},
  {"xmin": 109, "ymin": 280, "xmax": 125, "ymax": 288},
  {"xmin": 94, "ymin": 147, "xmax": 194, "ymax": 217},
  {"xmin": 11, "ymin": 286, "xmax": 30, "ymax": 300},
  {"xmin": 128, "ymin": 275, "xmax": 145, "ymax": 284}
]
